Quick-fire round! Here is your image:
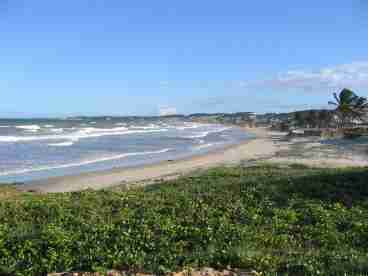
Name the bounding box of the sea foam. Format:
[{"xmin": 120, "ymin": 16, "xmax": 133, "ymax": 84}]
[
  {"xmin": 0, "ymin": 127, "xmax": 168, "ymax": 143},
  {"xmin": 48, "ymin": 141, "xmax": 76, "ymax": 147},
  {"xmin": 184, "ymin": 127, "xmax": 230, "ymax": 139},
  {"xmin": 16, "ymin": 125, "xmax": 41, "ymax": 131},
  {"xmin": 130, "ymin": 124, "xmax": 161, "ymax": 130},
  {"xmin": 0, "ymin": 148, "xmax": 172, "ymax": 176}
]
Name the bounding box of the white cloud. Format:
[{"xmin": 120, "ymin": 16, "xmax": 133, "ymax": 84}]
[
  {"xmin": 159, "ymin": 107, "xmax": 177, "ymax": 116},
  {"xmin": 255, "ymin": 61, "xmax": 368, "ymax": 92}
]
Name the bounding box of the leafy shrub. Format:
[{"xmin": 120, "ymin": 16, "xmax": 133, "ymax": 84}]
[{"xmin": 0, "ymin": 165, "xmax": 367, "ymax": 275}]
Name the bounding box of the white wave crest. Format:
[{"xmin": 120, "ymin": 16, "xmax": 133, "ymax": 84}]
[
  {"xmin": 80, "ymin": 126, "xmax": 128, "ymax": 133},
  {"xmin": 182, "ymin": 127, "xmax": 230, "ymax": 139},
  {"xmin": 175, "ymin": 123, "xmax": 204, "ymax": 130},
  {"xmin": 16, "ymin": 125, "xmax": 41, "ymax": 131},
  {"xmin": 50, "ymin": 128, "xmax": 64, "ymax": 133},
  {"xmin": 193, "ymin": 143, "xmax": 215, "ymax": 150},
  {"xmin": 186, "ymin": 132, "xmax": 209, "ymax": 138},
  {"xmin": 185, "ymin": 127, "xmax": 230, "ymax": 139},
  {"xmin": 130, "ymin": 124, "xmax": 160, "ymax": 130},
  {"xmin": 0, "ymin": 148, "xmax": 172, "ymax": 176},
  {"xmin": 48, "ymin": 141, "xmax": 75, "ymax": 147},
  {"xmin": 0, "ymin": 127, "xmax": 168, "ymax": 143}
]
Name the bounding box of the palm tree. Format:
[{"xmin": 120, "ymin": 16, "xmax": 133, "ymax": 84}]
[{"xmin": 328, "ymin": 88, "xmax": 368, "ymax": 128}]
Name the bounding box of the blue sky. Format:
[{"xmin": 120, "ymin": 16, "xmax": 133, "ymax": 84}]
[{"xmin": 0, "ymin": 0, "xmax": 367, "ymax": 117}]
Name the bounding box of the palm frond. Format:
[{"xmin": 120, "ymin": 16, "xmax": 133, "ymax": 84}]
[
  {"xmin": 333, "ymin": 93, "xmax": 340, "ymax": 104},
  {"xmin": 340, "ymin": 88, "xmax": 357, "ymax": 104},
  {"xmin": 354, "ymin": 96, "xmax": 368, "ymax": 108},
  {"xmin": 329, "ymin": 89, "xmax": 368, "ymax": 127}
]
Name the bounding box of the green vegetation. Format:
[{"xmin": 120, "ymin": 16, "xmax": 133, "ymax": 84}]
[
  {"xmin": 293, "ymin": 110, "xmax": 333, "ymax": 129},
  {"xmin": 328, "ymin": 88, "xmax": 368, "ymax": 128},
  {"xmin": 1, "ymin": 165, "xmax": 368, "ymax": 275}
]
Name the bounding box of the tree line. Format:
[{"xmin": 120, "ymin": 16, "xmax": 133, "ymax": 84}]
[{"xmin": 293, "ymin": 89, "xmax": 368, "ymax": 129}]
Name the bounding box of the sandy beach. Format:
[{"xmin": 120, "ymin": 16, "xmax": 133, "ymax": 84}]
[{"xmin": 18, "ymin": 127, "xmax": 368, "ymax": 193}]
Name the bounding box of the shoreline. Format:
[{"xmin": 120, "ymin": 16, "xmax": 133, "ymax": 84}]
[
  {"xmin": 18, "ymin": 127, "xmax": 274, "ymax": 193},
  {"xmin": 17, "ymin": 126, "xmax": 368, "ymax": 193}
]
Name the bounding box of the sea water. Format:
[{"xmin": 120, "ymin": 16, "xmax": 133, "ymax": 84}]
[{"xmin": 0, "ymin": 117, "xmax": 253, "ymax": 183}]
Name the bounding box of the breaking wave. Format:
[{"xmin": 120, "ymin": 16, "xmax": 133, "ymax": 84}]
[
  {"xmin": 16, "ymin": 125, "xmax": 41, "ymax": 132},
  {"xmin": 0, "ymin": 148, "xmax": 172, "ymax": 176},
  {"xmin": 0, "ymin": 127, "xmax": 168, "ymax": 143},
  {"xmin": 47, "ymin": 141, "xmax": 76, "ymax": 147},
  {"xmin": 184, "ymin": 127, "xmax": 230, "ymax": 139}
]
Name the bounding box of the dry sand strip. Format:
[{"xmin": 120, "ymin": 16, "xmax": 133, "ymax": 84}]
[{"xmin": 18, "ymin": 128, "xmax": 277, "ymax": 193}]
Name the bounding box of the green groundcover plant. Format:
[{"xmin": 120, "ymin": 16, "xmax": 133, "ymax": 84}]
[{"xmin": 0, "ymin": 164, "xmax": 368, "ymax": 275}]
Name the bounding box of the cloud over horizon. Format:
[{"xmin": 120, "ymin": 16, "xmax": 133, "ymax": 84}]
[
  {"xmin": 159, "ymin": 107, "xmax": 177, "ymax": 116},
  {"xmin": 191, "ymin": 61, "xmax": 368, "ymax": 114},
  {"xmin": 255, "ymin": 61, "xmax": 368, "ymax": 92}
]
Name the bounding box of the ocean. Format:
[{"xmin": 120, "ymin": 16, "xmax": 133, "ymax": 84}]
[{"xmin": 0, "ymin": 117, "xmax": 253, "ymax": 183}]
